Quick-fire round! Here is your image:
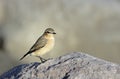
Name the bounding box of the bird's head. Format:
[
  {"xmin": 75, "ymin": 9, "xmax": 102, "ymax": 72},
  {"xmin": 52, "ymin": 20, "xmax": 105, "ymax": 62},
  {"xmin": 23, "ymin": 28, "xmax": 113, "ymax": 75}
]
[{"xmin": 44, "ymin": 28, "xmax": 56, "ymax": 35}]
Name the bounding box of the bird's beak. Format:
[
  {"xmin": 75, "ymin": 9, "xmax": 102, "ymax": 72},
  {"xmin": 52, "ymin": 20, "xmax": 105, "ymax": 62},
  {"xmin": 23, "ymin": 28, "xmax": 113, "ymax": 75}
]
[{"xmin": 53, "ymin": 32, "xmax": 56, "ymax": 34}]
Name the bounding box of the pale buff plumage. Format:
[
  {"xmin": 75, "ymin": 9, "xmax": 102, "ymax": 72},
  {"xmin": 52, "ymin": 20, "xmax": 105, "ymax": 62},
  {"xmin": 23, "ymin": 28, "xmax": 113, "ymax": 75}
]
[
  {"xmin": 31, "ymin": 34, "xmax": 55, "ymax": 56},
  {"xmin": 20, "ymin": 28, "xmax": 56, "ymax": 62}
]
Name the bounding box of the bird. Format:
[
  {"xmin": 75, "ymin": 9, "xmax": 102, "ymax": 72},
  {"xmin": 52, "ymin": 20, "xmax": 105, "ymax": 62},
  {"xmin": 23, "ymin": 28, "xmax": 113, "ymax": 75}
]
[{"xmin": 20, "ymin": 28, "xmax": 56, "ymax": 62}]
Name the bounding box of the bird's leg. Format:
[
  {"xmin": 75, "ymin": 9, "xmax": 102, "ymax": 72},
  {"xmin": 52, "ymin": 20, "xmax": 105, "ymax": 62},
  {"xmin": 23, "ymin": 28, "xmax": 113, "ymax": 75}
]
[{"xmin": 37, "ymin": 56, "xmax": 47, "ymax": 63}]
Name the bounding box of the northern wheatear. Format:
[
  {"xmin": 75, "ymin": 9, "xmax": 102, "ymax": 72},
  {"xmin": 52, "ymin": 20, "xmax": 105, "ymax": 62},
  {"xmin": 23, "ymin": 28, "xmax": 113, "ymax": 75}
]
[{"xmin": 20, "ymin": 28, "xmax": 56, "ymax": 62}]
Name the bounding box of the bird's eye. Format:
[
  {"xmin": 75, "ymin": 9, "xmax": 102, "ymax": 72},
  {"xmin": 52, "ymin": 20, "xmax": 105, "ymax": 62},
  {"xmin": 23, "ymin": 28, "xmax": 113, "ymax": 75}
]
[{"xmin": 47, "ymin": 31, "xmax": 50, "ymax": 33}]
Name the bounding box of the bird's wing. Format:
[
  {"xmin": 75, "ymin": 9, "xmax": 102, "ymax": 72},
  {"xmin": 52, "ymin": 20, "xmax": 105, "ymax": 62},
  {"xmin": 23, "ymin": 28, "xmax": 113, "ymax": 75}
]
[
  {"xmin": 29, "ymin": 36, "xmax": 47, "ymax": 53},
  {"xmin": 19, "ymin": 36, "xmax": 47, "ymax": 60}
]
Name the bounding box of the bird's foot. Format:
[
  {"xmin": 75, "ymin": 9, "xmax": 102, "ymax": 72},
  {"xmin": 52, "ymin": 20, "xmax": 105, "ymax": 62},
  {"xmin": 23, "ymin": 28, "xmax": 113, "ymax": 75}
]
[
  {"xmin": 41, "ymin": 58, "xmax": 47, "ymax": 63},
  {"xmin": 37, "ymin": 56, "xmax": 47, "ymax": 63}
]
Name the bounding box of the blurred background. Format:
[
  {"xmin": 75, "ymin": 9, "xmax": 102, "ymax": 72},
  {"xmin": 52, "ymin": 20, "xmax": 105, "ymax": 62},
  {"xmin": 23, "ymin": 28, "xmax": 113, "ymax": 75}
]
[{"xmin": 0, "ymin": 0, "xmax": 120, "ymax": 75}]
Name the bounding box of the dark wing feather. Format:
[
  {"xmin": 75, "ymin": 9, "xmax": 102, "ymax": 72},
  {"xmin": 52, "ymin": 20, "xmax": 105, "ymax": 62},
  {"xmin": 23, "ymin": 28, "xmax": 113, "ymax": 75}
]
[
  {"xmin": 29, "ymin": 36, "xmax": 47, "ymax": 53},
  {"xmin": 19, "ymin": 36, "xmax": 47, "ymax": 60}
]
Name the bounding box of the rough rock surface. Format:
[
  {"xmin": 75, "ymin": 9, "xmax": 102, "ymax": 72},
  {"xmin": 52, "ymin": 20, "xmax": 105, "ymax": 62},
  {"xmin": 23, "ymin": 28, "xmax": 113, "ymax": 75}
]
[{"xmin": 0, "ymin": 52, "xmax": 120, "ymax": 79}]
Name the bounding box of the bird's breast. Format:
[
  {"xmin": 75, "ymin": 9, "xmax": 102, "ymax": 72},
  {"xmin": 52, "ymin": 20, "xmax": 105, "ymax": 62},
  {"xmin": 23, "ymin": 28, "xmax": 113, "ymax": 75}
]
[
  {"xmin": 32, "ymin": 38, "xmax": 55, "ymax": 56},
  {"xmin": 44, "ymin": 38, "xmax": 55, "ymax": 52}
]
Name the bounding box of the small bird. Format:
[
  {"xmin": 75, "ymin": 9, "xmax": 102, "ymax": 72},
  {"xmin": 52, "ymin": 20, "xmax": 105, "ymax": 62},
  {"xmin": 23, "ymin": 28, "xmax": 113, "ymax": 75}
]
[{"xmin": 20, "ymin": 28, "xmax": 56, "ymax": 62}]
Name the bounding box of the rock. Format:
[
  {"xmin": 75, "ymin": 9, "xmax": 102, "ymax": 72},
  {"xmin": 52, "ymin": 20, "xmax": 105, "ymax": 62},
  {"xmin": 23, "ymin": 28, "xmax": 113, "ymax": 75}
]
[{"xmin": 0, "ymin": 52, "xmax": 120, "ymax": 79}]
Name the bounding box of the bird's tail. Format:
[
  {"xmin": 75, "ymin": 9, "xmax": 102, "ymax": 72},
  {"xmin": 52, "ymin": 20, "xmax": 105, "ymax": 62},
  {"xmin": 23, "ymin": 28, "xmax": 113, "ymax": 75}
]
[{"xmin": 19, "ymin": 52, "xmax": 30, "ymax": 60}]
